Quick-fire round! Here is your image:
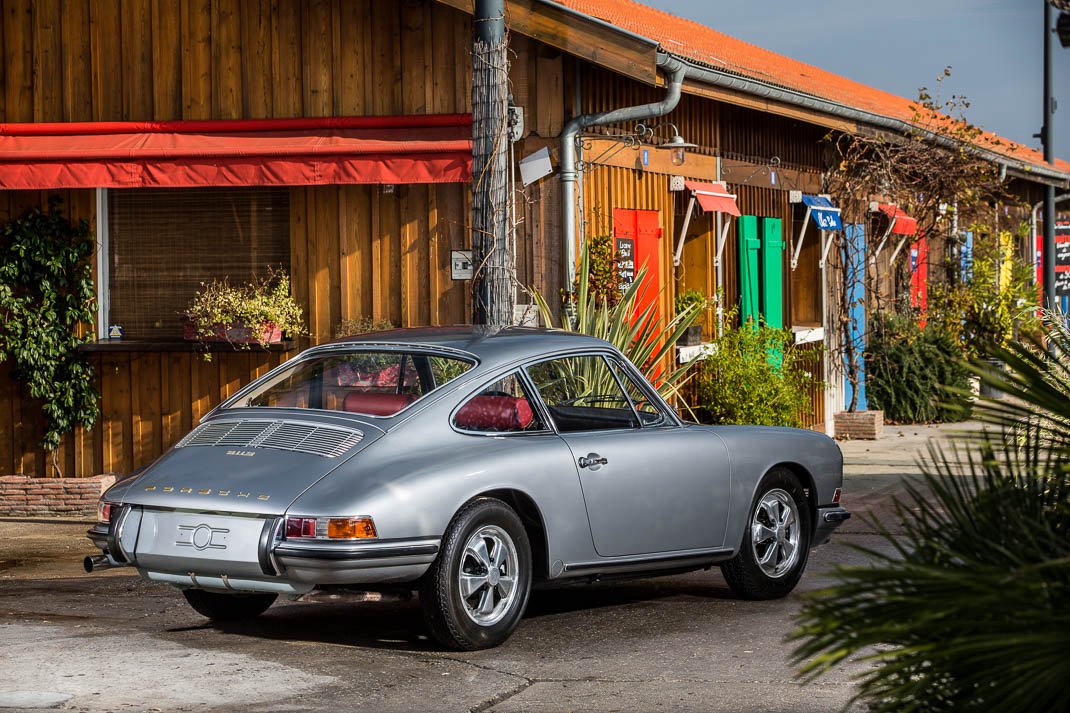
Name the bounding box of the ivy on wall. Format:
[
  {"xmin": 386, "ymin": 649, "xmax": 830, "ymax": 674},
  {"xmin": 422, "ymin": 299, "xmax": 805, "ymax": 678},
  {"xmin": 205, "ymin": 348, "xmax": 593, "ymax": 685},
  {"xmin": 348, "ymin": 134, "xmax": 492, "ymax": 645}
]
[{"xmin": 0, "ymin": 200, "xmax": 99, "ymax": 451}]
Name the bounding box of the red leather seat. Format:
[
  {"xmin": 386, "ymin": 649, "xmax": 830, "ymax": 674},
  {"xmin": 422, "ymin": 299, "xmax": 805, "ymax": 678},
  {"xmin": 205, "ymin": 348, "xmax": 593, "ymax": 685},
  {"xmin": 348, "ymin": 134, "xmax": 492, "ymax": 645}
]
[
  {"xmin": 342, "ymin": 392, "xmax": 416, "ymax": 416},
  {"xmin": 454, "ymin": 395, "xmax": 534, "ymax": 431}
]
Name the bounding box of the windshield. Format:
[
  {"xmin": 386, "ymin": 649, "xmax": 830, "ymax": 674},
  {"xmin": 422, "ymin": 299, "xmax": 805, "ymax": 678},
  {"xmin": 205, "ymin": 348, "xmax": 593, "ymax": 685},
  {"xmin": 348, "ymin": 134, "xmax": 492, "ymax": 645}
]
[{"xmin": 233, "ymin": 350, "xmax": 475, "ymax": 417}]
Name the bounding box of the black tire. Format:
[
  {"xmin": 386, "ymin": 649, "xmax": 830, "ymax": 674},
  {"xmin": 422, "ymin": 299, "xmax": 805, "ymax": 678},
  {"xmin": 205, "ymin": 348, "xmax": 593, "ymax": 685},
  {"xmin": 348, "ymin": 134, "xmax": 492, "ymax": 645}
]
[
  {"xmin": 420, "ymin": 497, "xmax": 532, "ymax": 650},
  {"xmin": 182, "ymin": 589, "xmax": 277, "ymax": 621},
  {"xmin": 721, "ymin": 467, "xmax": 811, "ymax": 600}
]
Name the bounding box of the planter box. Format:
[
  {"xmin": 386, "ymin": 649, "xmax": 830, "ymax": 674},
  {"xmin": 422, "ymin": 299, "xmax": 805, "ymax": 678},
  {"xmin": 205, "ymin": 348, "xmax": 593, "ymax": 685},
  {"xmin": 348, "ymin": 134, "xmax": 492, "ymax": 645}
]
[
  {"xmin": 834, "ymin": 410, "xmax": 883, "ymax": 440},
  {"xmin": 182, "ymin": 318, "xmax": 282, "ymax": 345}
]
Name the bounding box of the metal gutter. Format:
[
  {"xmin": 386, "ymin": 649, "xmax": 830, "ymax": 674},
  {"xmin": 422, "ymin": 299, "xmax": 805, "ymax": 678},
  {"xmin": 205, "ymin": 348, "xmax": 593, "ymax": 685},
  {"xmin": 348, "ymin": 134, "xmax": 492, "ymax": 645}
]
[
  {"xmin": 669, "ymin": 56, "xmax": 1070, "ymax": 187},
  {"xmin": 560, "ymin": 53, "xmax": 686, "ymax": 292}
]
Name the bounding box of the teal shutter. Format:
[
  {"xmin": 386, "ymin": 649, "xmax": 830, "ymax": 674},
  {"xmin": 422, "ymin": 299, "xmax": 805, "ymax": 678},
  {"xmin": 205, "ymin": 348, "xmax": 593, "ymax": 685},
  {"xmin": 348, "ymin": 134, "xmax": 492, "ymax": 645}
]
[
  {"xmin": 738, "ymin": 215, "xmax": 760, "ymax": 323},
  {"xmin": 760, "ymin": 217, "xmax": 784, "ymax": 329}
]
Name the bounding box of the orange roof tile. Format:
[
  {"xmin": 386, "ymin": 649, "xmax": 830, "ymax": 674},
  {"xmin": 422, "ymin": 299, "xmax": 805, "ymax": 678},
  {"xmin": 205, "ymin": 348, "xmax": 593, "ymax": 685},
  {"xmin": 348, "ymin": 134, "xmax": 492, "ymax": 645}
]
[{"xmin": 550, "ymin": 0, "xmax": 1070, "ymax": 176}]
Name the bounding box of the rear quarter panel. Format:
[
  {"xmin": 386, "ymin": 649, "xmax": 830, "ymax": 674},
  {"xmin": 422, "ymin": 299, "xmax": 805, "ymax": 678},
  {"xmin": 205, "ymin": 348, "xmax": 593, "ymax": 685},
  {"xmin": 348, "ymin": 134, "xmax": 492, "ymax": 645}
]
[{"xmin": 690, "ymin": 425, "xmax": 843, "ymax": 553}]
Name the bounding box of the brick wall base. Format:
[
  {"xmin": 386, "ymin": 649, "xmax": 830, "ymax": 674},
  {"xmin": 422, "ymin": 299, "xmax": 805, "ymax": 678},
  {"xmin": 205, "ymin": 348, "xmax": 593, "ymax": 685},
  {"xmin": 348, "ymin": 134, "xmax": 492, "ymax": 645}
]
[
  {"xmin": 833, "ymin": 410, "xmax": 884, "ymax": 440},
  {"xmin": 0, "ymin": 474, "xmax": 116, "ymax": 517}
]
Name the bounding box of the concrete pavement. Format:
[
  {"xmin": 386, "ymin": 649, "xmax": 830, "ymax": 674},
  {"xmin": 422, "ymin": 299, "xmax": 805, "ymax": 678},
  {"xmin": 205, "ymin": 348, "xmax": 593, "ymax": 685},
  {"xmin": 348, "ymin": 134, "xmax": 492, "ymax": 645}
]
[{"xmin": 0, "ymin": 423, "xmax": 969, "ymax": 712}]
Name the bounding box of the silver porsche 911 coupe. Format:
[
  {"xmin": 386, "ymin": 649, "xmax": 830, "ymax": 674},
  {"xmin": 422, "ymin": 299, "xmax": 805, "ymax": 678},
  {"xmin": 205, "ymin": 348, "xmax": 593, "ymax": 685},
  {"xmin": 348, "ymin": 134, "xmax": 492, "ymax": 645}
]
[{"xmin": 86, "ymin": 327, "xmax": 849, "ymax": 650}]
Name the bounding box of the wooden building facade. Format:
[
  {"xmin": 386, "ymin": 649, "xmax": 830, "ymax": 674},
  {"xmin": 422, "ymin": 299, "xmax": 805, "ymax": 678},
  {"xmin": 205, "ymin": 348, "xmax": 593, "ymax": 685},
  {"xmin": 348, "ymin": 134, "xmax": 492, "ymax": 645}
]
[{"xmin": 0, "ymin": 0, "xmax": 1065, "ymax": 483}]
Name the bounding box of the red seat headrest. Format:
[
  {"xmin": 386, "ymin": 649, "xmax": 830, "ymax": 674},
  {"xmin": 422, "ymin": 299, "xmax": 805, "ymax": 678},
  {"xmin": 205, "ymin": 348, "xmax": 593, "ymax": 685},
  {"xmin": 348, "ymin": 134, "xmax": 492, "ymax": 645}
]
[
  {"xmin": 342, "ymin": 392, "xmax": 416, "ymax": 416},
  {"xmin": 454, "ymin": 395, "xmax": 534, "ymax": 432}
]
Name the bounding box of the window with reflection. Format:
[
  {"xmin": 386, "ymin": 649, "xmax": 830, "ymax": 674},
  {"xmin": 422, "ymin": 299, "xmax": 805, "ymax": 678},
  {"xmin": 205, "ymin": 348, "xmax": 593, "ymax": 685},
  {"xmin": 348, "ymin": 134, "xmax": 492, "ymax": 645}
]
[
  {"xmin": 236, "ymin": 350, "xmax": 473, "ymax": 416},
  {"xmin": 453, "ymin": 373, "xmax": 545, "ymax": 433},
  {"xmin": 526, "ymin": 355, "xmax": 640, "ymax": 432}
]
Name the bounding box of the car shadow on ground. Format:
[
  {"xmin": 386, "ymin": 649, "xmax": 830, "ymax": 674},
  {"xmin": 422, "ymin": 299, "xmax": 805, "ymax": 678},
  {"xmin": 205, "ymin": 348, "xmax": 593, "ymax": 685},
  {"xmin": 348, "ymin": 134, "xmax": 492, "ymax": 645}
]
[{"xmin": 191, "ymin": 575, "xmax": 741, "ymax": 652}]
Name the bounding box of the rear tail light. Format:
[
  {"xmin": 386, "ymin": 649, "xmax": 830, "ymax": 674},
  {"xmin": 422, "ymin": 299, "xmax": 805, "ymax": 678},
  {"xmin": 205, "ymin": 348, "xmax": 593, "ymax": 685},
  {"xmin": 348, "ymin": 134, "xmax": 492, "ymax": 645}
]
[
  {"xmin": 285, "ymin": 517, "xmax": 318, "ymax": 539},
  {"xmin": 832, "ymin": 488, "xmax": 842, "ymax": 505},
  {"xmin": 285, "ymin": 516, "xmax": 377, "ymax": 540},
  {"xmin": 97, "ymin": 500, "xmax": 116, "ymax": 524}
]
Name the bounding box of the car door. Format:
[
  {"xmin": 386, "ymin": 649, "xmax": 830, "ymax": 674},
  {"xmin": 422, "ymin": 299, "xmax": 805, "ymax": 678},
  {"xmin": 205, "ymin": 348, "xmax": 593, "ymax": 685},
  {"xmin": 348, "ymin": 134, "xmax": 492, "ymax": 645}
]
[{"xmin": 526, "ymin": 353, "xmax": 732, "ymax": 558}]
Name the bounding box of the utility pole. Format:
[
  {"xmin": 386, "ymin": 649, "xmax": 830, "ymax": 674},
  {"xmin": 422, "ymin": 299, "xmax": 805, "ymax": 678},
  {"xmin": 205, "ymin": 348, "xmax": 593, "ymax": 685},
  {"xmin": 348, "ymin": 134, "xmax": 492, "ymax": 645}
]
[
  {"xmin": 1042, "ymin": 0, "xmax": 1057, "ymax": 310},
  {"xmin": 471, "ymin": 0, "xmax": 512, "ymax": 326}
]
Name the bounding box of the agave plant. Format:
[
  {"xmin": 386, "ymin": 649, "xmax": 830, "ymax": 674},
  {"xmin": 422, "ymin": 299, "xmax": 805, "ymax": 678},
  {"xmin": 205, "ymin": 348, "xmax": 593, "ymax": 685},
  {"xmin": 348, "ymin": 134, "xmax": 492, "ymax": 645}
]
[
  {"xmin": 791, "ymin": 311, "xmax": 1070, "ymax": 713},
  {"xmin": 531, "ymin": 247, "xmax": 705, "ymax": 405}
]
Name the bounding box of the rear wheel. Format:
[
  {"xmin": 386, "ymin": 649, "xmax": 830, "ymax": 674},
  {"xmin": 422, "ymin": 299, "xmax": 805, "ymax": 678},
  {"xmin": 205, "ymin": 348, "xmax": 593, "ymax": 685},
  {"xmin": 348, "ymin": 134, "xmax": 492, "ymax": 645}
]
[
  {"xmin": 721, "ymin": 467, "xmax": 811, "ymax": 600},
  {"xmin": 420, "ymin": 497, "xmax": 531, "ymax": 650},
  {"xmin": 182, "ymin": 589, "xmax": 277, "ymax": 621}
]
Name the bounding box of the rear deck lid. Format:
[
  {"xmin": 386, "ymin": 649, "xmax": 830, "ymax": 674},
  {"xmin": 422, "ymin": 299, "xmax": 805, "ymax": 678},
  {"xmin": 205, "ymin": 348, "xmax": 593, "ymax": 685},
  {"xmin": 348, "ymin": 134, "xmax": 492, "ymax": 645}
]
[{"xmin": 122, "ymin": 417, "xmax": 380, "ymax": 515}]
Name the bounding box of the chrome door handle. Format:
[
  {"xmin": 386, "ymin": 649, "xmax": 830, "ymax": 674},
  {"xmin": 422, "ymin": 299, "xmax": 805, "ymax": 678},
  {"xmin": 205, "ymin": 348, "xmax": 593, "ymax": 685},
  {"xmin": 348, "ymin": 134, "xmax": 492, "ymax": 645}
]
[{"xmin": 578, "ymin": 454, "xmax": 608, "ymax": 469}]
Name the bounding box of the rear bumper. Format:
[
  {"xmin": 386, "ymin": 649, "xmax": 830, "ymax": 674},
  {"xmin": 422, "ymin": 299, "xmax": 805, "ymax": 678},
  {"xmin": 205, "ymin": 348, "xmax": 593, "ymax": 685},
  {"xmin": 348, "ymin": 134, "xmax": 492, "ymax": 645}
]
[
  {"xmin": 812, "ymin": 506, "xmax": 851, "ymax": 547},
  {"xmin": 87, "ymin": 509, "xmax": 439, "ymax": 590}
]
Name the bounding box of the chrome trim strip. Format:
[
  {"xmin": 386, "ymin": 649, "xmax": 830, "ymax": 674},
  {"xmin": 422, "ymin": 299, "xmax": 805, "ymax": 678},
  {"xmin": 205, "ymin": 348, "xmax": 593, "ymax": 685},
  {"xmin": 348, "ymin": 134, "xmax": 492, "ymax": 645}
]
[{"xmin": 274, "ymin": 540, "xmax": 440, "ymax": 561}]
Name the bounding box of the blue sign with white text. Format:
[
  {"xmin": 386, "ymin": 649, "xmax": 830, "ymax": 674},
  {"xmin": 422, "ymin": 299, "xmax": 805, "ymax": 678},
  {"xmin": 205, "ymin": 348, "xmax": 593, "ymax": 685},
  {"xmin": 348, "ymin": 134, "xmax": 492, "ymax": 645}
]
[{"xmin": 802, "ymin": 194, "xmax": 842, "ymax": 231}]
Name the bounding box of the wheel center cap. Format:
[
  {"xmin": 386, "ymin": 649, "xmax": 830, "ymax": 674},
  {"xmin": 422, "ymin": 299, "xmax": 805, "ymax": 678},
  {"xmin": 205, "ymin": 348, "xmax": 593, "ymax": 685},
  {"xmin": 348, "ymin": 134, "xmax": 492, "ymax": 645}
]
[{"xmin": 488, "ymin": 568, "xmax": 500, "ymax": 587}]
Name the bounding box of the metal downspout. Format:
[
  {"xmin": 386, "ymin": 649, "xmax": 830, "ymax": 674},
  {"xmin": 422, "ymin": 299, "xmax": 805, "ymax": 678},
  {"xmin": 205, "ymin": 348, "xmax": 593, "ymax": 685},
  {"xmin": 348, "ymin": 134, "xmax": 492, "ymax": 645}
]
[{"xmin": 560, "ymin": 53, "xmax": 686, "ymax": 292}]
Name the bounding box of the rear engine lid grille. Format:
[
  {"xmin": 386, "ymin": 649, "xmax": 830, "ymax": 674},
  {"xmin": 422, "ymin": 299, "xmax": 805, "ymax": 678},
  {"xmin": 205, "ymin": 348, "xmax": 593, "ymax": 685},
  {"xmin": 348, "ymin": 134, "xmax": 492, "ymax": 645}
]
[{"xmin": 176, "ymin": 419, "xmax": 363, "ymax": 458}]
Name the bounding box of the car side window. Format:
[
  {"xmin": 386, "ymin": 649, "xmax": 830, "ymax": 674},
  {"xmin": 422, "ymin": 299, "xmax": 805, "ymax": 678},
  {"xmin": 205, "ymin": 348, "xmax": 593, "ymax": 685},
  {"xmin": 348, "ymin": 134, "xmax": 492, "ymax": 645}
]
[
  {"xmin": 453, "ymin": 373, "xmax": 546, "ymax": 434},
  {"xmin": 526, "ymin": 355, "xmax": 640, "ymax": 432},
  {"xmin": 608, "ymin": 358, "xmax": 669, "ymax": 427}
]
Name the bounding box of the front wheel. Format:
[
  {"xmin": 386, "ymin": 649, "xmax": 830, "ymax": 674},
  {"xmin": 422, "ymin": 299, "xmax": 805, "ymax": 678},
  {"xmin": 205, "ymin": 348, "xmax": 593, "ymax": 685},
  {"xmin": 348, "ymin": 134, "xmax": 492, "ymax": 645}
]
[
  {"xmin": 721, "ymin": 467, "xmax": 811, "ymax": 600},
  {"xmin": 420, "ymin": 497, "xmax": 532, "ymax": 650},
  {"xmin": 182, "ymin": 589, "xmax": 277, "ymax": 621}
]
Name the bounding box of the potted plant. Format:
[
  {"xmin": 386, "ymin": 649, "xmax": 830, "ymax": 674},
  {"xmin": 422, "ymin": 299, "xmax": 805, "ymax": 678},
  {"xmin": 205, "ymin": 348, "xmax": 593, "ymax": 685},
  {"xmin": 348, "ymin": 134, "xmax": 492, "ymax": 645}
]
[
  {"xmin": 184, "ymin": 268, "xmax": 305, "ymax": 349},
  {"xmin": 674, "ymin": 288, "xmax": 708, "ymax": 347}
]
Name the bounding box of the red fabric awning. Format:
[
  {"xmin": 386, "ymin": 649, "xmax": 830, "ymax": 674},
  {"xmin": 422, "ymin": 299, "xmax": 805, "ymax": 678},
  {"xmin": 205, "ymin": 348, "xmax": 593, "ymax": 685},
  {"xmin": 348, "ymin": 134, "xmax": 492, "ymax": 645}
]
[
  {"xmin": 877, "ymin": 203, "xmax": 918, "ymax": 236},
  {"xmin": 0, "ymin": 115, "xmax": 472, "ymax": 189},
  {"xmin": 684, "ymin": 180, "xmax": 740, "ymax": 217}
]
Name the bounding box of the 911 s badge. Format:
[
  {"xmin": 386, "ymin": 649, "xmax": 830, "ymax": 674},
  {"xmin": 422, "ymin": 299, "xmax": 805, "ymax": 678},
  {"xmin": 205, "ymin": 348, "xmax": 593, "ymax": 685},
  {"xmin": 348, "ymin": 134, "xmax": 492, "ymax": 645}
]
[{"xmin": 175, "ymin": 524, "xmax": 229, "ymax": 551}]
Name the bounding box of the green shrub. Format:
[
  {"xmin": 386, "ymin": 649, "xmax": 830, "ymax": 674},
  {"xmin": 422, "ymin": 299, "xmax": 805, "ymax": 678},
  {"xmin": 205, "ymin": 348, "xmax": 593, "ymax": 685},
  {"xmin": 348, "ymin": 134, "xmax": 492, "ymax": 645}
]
[
  {"xmin": 866, "ymin": 313, "xmax": 970, "ymax": 424},
  {"xmin": 693, "ymin": 316, "xmax": 815, "ymax": 427},
  {"xmin": 792, "ymin": 313, "xmax": 1070, "ymax": 713}
]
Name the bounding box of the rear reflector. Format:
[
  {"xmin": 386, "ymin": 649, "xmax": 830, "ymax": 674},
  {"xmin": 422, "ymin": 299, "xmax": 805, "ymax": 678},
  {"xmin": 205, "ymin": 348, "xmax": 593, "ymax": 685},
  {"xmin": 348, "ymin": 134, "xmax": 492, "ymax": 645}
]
[
  {"xmin": 327, "ymin": 517, "xmax": 377, "ymax": 540},
  {"xmin": 832, "ymin": 488, "xmax": 842, "ymax": 504}
]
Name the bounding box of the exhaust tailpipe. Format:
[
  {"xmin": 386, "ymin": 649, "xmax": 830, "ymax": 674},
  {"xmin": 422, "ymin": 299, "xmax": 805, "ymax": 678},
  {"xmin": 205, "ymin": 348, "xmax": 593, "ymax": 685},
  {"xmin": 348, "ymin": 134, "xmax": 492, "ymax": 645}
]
[{"xmin": 84, "ymin": 554, "xmax": 121, "ymax": 573}]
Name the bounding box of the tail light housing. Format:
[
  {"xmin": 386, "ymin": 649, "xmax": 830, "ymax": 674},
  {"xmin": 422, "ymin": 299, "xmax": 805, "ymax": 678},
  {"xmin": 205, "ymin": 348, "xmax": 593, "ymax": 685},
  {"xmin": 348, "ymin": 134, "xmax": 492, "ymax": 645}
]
[
  {"xmin": 97, "ymin": 500, "xmax": 116, "ymax": 524},
  {"xmin": 285, "ymin": 516, "xmax": 377, "ymax": 540}
]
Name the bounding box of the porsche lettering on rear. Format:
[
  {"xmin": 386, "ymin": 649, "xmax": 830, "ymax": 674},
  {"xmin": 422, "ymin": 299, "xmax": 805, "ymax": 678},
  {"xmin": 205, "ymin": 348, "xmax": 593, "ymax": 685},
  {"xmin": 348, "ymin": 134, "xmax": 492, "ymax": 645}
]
[{"xmin": 86, "ymin": 327, "xmax": 849, "ymax": 650}]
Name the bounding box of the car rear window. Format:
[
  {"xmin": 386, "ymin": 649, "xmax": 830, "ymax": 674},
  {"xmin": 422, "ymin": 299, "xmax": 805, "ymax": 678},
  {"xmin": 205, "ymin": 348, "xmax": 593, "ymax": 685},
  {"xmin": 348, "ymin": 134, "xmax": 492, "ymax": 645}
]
[{"xmin": 234, "ymin": 350, "xmax": 474, "ymax": 416}]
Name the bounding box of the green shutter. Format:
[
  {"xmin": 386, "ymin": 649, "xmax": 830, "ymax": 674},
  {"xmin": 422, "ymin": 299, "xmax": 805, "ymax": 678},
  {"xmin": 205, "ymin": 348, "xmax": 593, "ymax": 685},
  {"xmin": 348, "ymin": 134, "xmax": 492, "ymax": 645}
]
[
  {"xmin": 760, "ymin": 217, "xmax": 784, "ymax": 329},
  {"xmin": 738, "ymin": 215, "xmax": 760, "ymax": 323}
]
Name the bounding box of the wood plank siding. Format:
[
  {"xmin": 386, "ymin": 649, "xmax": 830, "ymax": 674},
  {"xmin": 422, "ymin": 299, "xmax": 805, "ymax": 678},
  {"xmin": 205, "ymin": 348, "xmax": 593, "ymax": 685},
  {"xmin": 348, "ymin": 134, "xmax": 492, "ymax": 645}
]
[{"xmin": 0, "ymin": 0, "xmax": 486, "ymax": 477}]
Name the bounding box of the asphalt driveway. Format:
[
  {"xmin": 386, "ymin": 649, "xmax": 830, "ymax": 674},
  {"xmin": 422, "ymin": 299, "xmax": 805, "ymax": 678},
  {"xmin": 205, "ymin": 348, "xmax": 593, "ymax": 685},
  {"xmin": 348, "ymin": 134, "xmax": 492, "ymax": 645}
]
[{"xmin": 0, "ymin": 423, "xmax": 961, "ymax": 713}]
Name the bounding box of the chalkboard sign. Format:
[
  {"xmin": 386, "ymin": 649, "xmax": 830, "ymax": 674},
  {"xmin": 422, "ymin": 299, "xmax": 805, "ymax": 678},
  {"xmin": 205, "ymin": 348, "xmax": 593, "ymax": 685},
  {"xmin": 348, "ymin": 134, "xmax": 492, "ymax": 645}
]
[
  {"xmin": 1055, "ymin": 269, "xmax": 1070, "ymax": 297},
  {"xmin": 1056, "ymin": 220, "xmax": 1070, "ymax": 295},
  {"xmin": 616, "ymin": 237, "xmax": 636, "ymax": 290}
]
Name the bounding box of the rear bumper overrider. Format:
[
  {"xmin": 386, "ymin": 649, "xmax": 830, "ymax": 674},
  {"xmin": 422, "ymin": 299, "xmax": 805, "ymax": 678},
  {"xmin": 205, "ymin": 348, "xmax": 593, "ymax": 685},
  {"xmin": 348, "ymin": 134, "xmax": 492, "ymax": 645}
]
[{"xmin": 812, "ymin": 505, "xmax": 851, "ymax": 547}]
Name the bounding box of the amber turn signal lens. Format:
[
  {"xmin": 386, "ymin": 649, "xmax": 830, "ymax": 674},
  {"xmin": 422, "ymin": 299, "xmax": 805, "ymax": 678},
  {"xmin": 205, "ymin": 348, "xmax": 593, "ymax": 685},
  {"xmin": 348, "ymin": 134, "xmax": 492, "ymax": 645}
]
[{"xmin": 327, "ymin": 517, "xmax": 377, "ymax": 539}]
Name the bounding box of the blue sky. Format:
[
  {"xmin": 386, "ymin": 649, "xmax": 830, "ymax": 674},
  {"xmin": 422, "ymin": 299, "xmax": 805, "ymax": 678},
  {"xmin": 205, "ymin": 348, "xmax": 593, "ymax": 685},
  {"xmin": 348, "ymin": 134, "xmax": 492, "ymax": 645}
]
[{"xmin": 642, "ymin": 0, "xmax": 1070, "ymax": 161}]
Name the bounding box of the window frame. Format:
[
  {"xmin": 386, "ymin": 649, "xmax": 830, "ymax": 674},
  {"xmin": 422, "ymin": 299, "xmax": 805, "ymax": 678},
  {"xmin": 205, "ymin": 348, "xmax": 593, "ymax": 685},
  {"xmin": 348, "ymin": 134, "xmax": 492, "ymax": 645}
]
[
  {"xmin": 522, "ymin": 350, "xmax": 681, "ymax": 435},
  {"xmin": 93, "ymin": 186, "xmax": 292, "ymax": 342},
  {"xmin": 449, "ymin": 368, "xmax": 554, "ymax": 437}
]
